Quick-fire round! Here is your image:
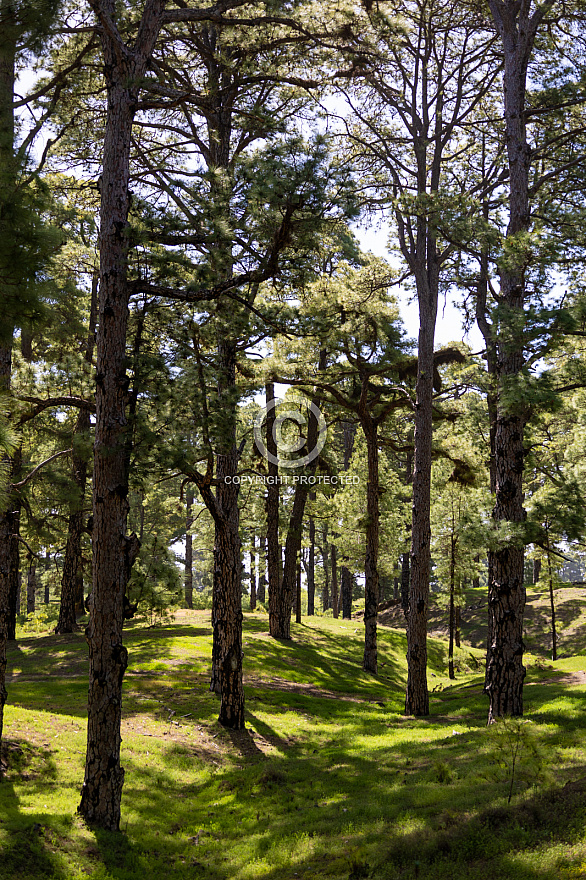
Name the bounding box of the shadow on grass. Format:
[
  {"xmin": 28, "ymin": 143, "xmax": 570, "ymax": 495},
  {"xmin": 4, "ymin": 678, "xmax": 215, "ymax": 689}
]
[{"xmin": 0, "ymin": 740, "xmax": 70, "ymax": 880}]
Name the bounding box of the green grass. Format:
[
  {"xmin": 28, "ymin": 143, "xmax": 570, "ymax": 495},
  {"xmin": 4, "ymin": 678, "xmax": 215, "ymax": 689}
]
[{"xmin": 1, "ymin": 611, "xmax": 586, "ymax": 879}]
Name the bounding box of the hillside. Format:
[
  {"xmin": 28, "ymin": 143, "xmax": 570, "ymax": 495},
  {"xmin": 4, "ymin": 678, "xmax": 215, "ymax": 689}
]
[
  {"xmin": 0, "ymin": 613, "xmax": 585, "ymax": 880},
  {"xmin": 378, "ymin": 585, "xmax": 586, "ymax": 660}
]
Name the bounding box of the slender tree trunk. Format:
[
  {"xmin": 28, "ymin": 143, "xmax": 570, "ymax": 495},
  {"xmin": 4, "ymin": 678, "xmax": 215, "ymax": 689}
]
[
  {"xmin": 533, "ymin": 557, "xmax": 541, "ymax": 586},
  {"xmin": 322, "ymin": 533, "xmax": 330, "ymax": 612},
  {"xmin": 295, "ymin": 555, "xmax": 301, "ymax": 624},
  {"xmin": 250, "ymin": 533, "xmax": 256, "ymax": 611},
  {"xmin": 266, "ymin": 383, "xmax": 285, "ymax": 637},
  {"xmin": 545, "ymin": 535, "xmax": 557, "ymax": 661},
  {"xmin": 307, "ymin": 508, "xmax": 315, "ymax": 616},
  {"xmin": 455, "ymin": 604, "xmax": 461, "ymax": 649},
  {"xmin": 340, "ymin": 421, "xmax": 356, "ymax": 620},
  {"xmin": 362, "ymin": 424, "xmax": 380, "ymax": 674},
  {"xmin": 185, "ymin": 488, "xmax": 194, "ymax": 609},
  {"xmin": 448, "ymin": 536, "xmax": 456, "ymax": 680},
  {"xmin": 331, "ymin": 543, "xmax": 339, "ymax": 619},
  {"xmin": 257, "ymin": 535, "xmax": 266, "ymax": 604},
  {"xmin": 27, "ymin": 559, "xmax": 36, "ymax": 615},
  {"xmin": 341, "ymin": 567, "xmax": 352, "ymax": 619},
  {"xmin": 57, "ymin": 275, "xmax": 97, "ymax": 633},
  {"xmin": 406, "ymin": 281, "xmax": 437, "ymax": 715},
  {"xmin": 79, "ymin": 0, "xmax": 166, "ymax": 830}
]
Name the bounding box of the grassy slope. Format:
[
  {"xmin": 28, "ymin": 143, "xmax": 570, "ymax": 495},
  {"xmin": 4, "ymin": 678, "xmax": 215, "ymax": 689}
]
[
  {"xmin": 379, "ymin": 585, "xmax": 586, "ymax": 660},
  {"xmin": 0, "ymin": 611, "xmax": 585, "ymax": 880}
]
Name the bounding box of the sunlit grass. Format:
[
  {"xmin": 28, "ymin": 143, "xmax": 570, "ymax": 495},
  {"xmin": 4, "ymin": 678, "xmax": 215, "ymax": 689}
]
[{"xmin": 1, "ymin": 611, "xmax": 586, "ymax": 879}]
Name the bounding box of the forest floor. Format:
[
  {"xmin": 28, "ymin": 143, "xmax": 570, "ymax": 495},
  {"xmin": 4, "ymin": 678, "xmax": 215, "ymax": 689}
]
[{"xmin": 1, "ymin": 609, "xmax": 586, "ymax": 879}]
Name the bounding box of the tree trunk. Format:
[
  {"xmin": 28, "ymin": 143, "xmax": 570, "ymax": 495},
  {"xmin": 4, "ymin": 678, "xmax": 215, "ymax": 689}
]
[
  {"xmin": 57, "ymin": 274, "xmax": 97, "ymax": 634},
  {"xmin": 362, "ymin": 424, "xmax": 379, "ymax": 674},
  {"xmin": 406, "ymin": 288, "xmax": 437, "ymax": 715},
  {"xmin": 331, "ymin": 543, "xmax": 339, "ymax": 619},
  {"xmin": 405, "ymin": 560, "xmax": 413, "ymax": 613},
  {"xmin": 455, "ymin": 604, "xmax": 461, "ymax": 649},
  {"xmin": 322, "ymin": 529, "xmax": 330, "ymax": 612},
  {"xmin": 533, "ymin": 557, "xmax": 541, "ymax": 586},
  {"xmin": 27, "ymin": 559, "xmax": 36, "ymax": 615},
  {"xmin": 545, "ymin": 536, "xmax": 557, "ymax": 662},
  {"xmin": 340, "ymin": 566, "xmax": 352, "ymax": 619},
  {"xmin": 185, "ymin": 488, "xmax": 194, "ymax": 609},
  {"xmin": 56, "ymin": 409, "xmax": 90, "ymax": 633},
  {"xmin": 484, "ymin": 0, "xmax": 544, "ymax": 722},
  {"xmin": 448, "ymin": 537, "xmax": 456, "ymax": 680},
  {"xmin": 340, "ymin": 421, "xmax": 356, "ymax": 620},
  {"xmin": 266, "ymin": 383, "xmax": 285, "ymax": 637},
  {"xmin": 250, "ymin": 533, "xmax": 256, "ymax": 611},
  {"xmin": 307, "ymin": 510, "xmax": 315, "ymax": 616},
  {"xmin": 257, "ymin": 535, "xmax": 266, "ymax": 604},
  {"xmin": 209, "ymin": 335, "xmax": 245, "ymax": 731},
  {"xmin": 79, "ymin": 0, "xmax": 166, "ymax": 830},
  {"xmin": 280, "ymin": 364, "xmax": 325, "ymax": 636},
  {"xmin": 295, "ymin": 555, "xmax": 301, "ymax": 624}
]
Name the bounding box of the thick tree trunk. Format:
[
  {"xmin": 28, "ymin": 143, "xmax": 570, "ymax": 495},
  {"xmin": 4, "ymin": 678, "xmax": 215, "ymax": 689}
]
[
  {"xmin": 307, "ymin": 511, "xmax": 315, "ymax": 616},
  {"xmin": 79, "ymin": 1, "xmax": 166, "ymax": 830},
  {"xmin": 363, "ymin": 426, "xmax": 379, "ymax": 674},
  {"xmin": 405, "ymin": 291, "xmax": 437, "ymax": 716},
  {"xmin": 185, "ymin": 488, "xmax": 194, "ymax": 609},
  {"xmin": 209, "ymin": 335, "xmax": 245, "ymax": 729},
  {"xmin": 484, "ymin": 0, "xmax": 542, "ymax": 722},
  {"xmin": 400, "ymin": 553, "xmax": 410, "ymax": 616},
  {"xmin": 0, "ymin": 0, "xmax": 16, "ymax": 757}
]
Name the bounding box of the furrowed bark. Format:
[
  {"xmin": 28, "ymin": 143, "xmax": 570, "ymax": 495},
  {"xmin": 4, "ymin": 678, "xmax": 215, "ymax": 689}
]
[
  {"xmin": 484, "ymin": 0, "xmax": 549, "ymax": 722},
  {"xmin": 405, "ymin": 291, "xmax": 437, "ymax": 716},
  {"xmin": 79, "ymin": 0, "xmax": 166, "ymax": 831}
]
